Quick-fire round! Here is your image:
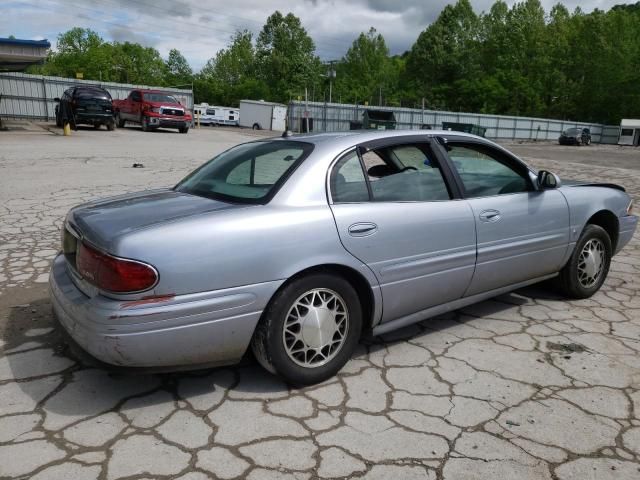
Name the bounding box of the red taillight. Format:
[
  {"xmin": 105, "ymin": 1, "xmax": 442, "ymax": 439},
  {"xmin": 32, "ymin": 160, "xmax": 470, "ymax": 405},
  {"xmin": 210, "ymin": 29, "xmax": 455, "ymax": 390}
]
[{"xmin": 76, "ymin": 242, "xmax": 157, "ymax": 293}]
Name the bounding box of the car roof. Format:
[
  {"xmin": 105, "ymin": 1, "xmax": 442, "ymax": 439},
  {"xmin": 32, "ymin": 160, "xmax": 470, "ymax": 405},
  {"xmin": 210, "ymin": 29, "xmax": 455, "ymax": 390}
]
[
  {"xmin": 137, "ymin": 89, "xmax": 176, "ymax": 94},
  {"xmin": 277, "ymin": 129, "xmax": 486, "ymax": 151}
]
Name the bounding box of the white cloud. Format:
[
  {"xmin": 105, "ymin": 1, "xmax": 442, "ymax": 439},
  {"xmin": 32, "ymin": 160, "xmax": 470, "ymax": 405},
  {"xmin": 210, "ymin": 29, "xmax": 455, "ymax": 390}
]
[{"xmin": 2, "ymin": 0, "xmax": 633, "ymax": 71}]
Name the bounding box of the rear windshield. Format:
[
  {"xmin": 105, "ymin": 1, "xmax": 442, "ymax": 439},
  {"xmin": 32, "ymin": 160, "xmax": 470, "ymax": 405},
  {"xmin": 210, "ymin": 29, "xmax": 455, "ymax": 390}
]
[
  {"xmin": 75, "ymin": 88, "xmax": 111, "ymax": 99},
  {"xmin": 565, "ymin": 128, "xmax": 581, "ymax": 135},
  {"xmin": 143, "ymin": 93, "xmax": 178, "ymax": 103},
  {"xmin": 175, "ymin": 140, "xmax": 314, "ymax": 203}
]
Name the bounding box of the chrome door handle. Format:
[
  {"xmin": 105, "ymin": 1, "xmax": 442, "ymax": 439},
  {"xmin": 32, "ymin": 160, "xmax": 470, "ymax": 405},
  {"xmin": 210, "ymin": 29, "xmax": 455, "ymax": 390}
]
[
  {"xmin": 479, "ymin": 209, "xmax": 501, "ymax": 222},
  {"xmin": 348, "ymin": 222, "xmax": 378, "ymax": 237}
]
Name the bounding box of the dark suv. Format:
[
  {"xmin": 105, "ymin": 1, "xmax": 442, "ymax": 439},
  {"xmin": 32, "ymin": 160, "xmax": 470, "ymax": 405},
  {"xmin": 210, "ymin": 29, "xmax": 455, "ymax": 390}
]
[
  {"xmin": 559, "ymin": 127, "xmax": 591, "ymax": 146},
  {"xmin": 55, "ymin": 86, "xmax": 115, "ymax": 130}
]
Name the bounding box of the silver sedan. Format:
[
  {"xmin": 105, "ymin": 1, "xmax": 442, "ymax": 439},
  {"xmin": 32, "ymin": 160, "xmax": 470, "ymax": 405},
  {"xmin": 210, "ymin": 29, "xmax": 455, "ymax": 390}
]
[{"xmin": 49, "ymin": 130, "xmax": 638, "ymax": 384}]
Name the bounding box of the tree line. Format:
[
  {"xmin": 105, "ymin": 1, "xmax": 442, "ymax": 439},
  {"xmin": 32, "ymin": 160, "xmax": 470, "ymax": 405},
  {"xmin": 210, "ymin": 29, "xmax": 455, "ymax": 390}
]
[{"xmin": 29, "ymin": 0, "xmax": 640, "ymax": 124}]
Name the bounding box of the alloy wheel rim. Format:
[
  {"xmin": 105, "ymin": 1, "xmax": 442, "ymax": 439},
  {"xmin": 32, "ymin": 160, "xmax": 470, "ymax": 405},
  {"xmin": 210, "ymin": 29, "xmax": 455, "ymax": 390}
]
[
  {"xmin": 577, "ymin": 238, "xmax": 605, "ymax": 288},
  {"xmin": 282, "ymin": 288, "xmax": 349, "ymax": 368}
]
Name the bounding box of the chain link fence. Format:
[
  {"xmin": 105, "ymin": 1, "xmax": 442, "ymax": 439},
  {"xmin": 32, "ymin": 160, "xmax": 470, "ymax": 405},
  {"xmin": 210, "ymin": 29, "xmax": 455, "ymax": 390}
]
[{"xmin": 288, "ymin": 101, "xmax": 620, "ymax": 144}]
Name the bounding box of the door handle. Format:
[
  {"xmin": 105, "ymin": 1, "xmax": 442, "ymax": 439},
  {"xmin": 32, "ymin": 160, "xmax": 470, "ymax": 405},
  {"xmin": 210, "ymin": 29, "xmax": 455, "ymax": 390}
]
[
  {"xmin": 348, "ymin": 222, "xmax": 378, "ymax": 237},
  {"xmin": 479, "ymin": 209, "xmax": 501, "ymax": 222}
]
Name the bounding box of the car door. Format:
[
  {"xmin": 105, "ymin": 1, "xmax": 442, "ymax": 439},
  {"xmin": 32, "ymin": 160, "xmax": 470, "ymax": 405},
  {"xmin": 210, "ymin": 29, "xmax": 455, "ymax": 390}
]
[
  {"xmin": 441, "ymin": 140, "xmax": 570, "ymax": 296},
  {"xmin": 127, "ymin": 91, "xmax": 142, "ymax": 120},
  {"xmin": 329, "ymin": 139, "xmax": 477, "ymax": 323}
]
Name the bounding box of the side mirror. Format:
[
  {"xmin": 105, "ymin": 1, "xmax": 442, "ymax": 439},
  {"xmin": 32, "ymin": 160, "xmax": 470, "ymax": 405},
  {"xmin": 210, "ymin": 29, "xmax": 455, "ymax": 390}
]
[
  {"xmin": 53, "ymin": 97, "xmax": 60, "ymax": 102},
  {"xmin": 537, "ymin": 170, "xmax": 561, "ymax": 189}
]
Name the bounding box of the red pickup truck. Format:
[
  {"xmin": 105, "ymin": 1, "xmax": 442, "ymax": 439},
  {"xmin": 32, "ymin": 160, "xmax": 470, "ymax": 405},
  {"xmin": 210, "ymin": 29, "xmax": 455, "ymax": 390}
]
[{"xmin": 113, "ymin": 89, "xmax": 192, "ymax": 133}]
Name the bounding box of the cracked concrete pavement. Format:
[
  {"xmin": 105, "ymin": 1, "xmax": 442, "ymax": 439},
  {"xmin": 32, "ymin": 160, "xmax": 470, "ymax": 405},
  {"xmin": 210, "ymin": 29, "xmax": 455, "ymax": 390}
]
[{"xmin": 1, "ymin": 125, "xmax": 640, "ymax": 479}]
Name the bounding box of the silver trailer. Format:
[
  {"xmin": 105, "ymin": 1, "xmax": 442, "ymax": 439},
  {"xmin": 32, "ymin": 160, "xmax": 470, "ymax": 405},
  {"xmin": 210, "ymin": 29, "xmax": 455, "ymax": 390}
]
[{"xmin": 239, "ymin": 99, "xmax": 287, "ymax": 131}]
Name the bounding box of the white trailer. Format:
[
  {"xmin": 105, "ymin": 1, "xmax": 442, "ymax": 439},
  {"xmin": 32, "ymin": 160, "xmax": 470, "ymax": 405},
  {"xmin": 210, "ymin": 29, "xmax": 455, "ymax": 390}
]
[
  {"xmin": 193, "ymin": 103, "xmax": 239, "ymax": 126},
  {"xmin": 619, "ymin": 119, "xmax": 640, "ymax": 146},
  {"xmin": 239, "ymin": 100, "xmax": 287, "ymax": 131}
]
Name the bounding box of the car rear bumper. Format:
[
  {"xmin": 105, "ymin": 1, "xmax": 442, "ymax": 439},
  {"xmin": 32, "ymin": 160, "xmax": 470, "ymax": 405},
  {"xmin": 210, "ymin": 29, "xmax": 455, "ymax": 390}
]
[
  {"xmin": 49, "ymin": 254, "xmax": 281, "ymax": 368},
  {"xmin": 616, "ymin": 214, "xmax": 638, "ymax": 254},
  {"xmin": 74, "ymin": 113, "xmax": 114, "ymax": 124}
]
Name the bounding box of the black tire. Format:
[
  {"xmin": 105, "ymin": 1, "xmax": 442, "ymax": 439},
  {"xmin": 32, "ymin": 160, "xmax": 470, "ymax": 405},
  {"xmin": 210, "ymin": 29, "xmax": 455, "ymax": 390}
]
[
  {"xmin": 93, "ymin": 123, "xmax": 101, "ymax": 130},
  {"xmin": 115, "ymin": 112, "xmax": 125, "ymax": 128},
  {"xmin": 252, "ymin": 123, "xmax": 261, "ymax": 130},
  {"xmin": 106, "ymin": 122, "xmax": 115, "ymax": 131},
  {"xmin": 557, "ymin": 224, "xmax": 612, "ymax": 299},
  {"xmin": 179, "ymin": 126, "xmax": 189, "ymax": 134},
  {"xmin": 251, "ymin": 273, "xmax": 362, "ymax": 385},
  {"xmin": 141, "ymin": 115, "xmax": 150, "ymax": 132}
]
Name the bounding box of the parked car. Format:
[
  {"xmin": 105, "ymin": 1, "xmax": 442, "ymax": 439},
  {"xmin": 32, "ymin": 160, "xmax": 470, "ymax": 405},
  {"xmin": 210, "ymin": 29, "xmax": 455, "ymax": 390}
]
[
  {"xmin": 559, "ymin": 127, "xmax": 591, "ymax": 146},
  {"xmin": 113, "ymin": 89, "xmax": 192, "ymax": 133},
  {"xmin": 50, "ymin": 130, "xmax": 637, "ymax": 384},
  {"xmin": 54, "ymin": 86, "xmax": 115, "ymax": 130}
]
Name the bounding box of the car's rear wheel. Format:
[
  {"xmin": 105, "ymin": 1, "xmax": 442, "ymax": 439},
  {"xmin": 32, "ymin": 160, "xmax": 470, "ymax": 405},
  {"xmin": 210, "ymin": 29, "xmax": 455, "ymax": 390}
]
[
  {"xmin": 141, "ymin": 115, "xmax": 150, "ymax": 132},
  {"xmin": 179, "ymin": 126, "xmax": 189, "ymax": 134},
  {"xmin": 93, "ymin": 123, "xmax": 101, "ymax": 130},
  {"xmin": 251, "ymin": 273, "xmax": 362, "ymax": 385},
  {"xmin": 557, "ymin": 224, "xmax": 611, "ymax": 299},
  {"xmin": 106, "ymin": 121, "xmax": 115, "ymax": 131}
]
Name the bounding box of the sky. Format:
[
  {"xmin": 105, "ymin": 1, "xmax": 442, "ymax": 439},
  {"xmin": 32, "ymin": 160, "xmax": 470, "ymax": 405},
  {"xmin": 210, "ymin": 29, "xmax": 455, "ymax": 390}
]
[{"xmin": 2, "ymin": 0, "xmax": 632, "ymax": 70}]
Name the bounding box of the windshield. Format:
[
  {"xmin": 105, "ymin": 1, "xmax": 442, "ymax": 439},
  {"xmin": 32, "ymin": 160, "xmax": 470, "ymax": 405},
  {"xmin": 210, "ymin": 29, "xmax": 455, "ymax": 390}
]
[
  {"xmin": 143, "ymin": 93, "xmax": 179, "ymax": 103},
  {"xmin": 175, "ymin": 140, "xmax": 314, "ymax": 203},
  {"xmin": 565, "ymin": 128, "xmax": 581, "ymax": 135}
]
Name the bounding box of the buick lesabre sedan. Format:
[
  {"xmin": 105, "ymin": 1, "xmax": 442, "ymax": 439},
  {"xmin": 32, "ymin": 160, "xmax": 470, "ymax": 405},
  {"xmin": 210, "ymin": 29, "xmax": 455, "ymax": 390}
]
[{"xmin": 50, "ymin": 131, "xmax": 637, "ymax": 384}]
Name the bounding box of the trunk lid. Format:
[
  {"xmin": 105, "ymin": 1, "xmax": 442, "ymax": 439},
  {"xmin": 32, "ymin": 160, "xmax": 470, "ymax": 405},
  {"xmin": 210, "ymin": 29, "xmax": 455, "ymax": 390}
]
[{"xmin": 68, "ymin": 189, "xmax": 249, "ymax": 252}]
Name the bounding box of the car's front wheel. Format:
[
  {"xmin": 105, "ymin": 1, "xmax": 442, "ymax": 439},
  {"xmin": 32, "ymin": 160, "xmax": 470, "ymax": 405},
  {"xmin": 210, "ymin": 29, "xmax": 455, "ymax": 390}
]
[
  {"xmin": 251, "ymin": 273, "xmax": 362, "ymax": 385},
  {"xmin": 557, "ymin": 224, "xmax": 612, "ymax": 298},
  {"xmin": 115, "ymin": 112, "xmax": 125, "ymax": 128}
]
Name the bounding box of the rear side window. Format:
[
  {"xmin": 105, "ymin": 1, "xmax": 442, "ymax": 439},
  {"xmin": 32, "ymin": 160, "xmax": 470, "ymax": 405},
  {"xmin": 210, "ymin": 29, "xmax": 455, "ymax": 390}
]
[
  {"xmin": 331, "ymin": 151, "xmax": 369, "ymax": 203},
  {"xmin": 176, "ymin": 141, "xmax": 313, "ymax": 203},
  {"xmin": 331, "ymin": 144, "xmax": 451, "ymax": 203}
]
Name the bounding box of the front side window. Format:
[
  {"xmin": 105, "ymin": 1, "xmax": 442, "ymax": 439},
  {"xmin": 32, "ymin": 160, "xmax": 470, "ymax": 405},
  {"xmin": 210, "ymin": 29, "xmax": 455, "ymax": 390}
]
[
  {"xmin": 176, "ymin": 141, "xmax": 313, "ymax": 203},
  {"xmin": 447, "ymin": 145, "xmax": 530, "ymax": 197}
]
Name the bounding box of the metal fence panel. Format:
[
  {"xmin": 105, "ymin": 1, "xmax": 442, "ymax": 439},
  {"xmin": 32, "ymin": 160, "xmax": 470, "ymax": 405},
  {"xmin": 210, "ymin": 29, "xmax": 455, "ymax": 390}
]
[
  {"xmin": 0, "ymin": 72, "xmax": 193, "ymax": 121},
  {"xmin": 288, "ymin": 101, "xmax": 620, "ymax": 144}
]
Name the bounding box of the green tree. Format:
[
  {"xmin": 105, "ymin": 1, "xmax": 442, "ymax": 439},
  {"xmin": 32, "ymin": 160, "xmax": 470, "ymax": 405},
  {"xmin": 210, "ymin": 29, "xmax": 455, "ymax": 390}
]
[
  {"xmin": 336, "ymin": 28, "xmax": 390, "ymax": 105},
  {"xmin": 195, "ymin": 30, "xmax": 268, "ymax": 106},
  {"xmin": 110, "ymin": 42, "xmax": 166, "ymax": 85},
  {"xmin": 165, "ymin": 49, "xmax": 193, "ymax": 87},
  {"xmin": 405, "ymin": 0, "xmax": 480, "ymax": 110},
  {"xmin": 255, "ymin": 11, "xmax": 322, "ymax": 101}
]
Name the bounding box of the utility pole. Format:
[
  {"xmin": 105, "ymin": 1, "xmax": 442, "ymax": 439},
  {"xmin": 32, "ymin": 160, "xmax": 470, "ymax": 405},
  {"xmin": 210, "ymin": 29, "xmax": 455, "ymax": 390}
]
[{"xmin": 328, "ymin": 61, "xmax": 336, "ymax": 104}]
